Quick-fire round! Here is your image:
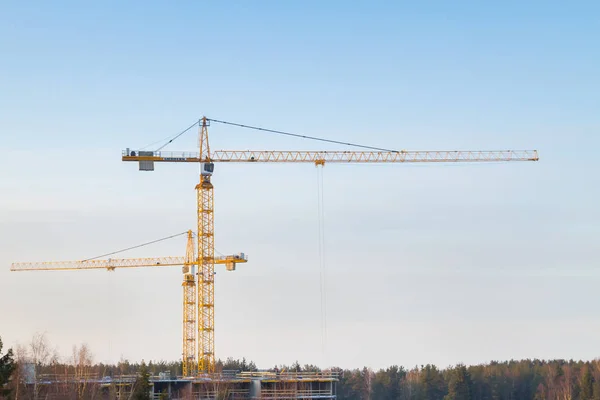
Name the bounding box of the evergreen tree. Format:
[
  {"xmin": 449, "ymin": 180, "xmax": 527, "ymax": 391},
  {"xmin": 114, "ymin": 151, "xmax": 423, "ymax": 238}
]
[
  {"xmin": 445, "ymin": 364, "xmax": 472, "ymax": 400},
  {"xmin": 372, "ymin": 365, "xmax": 405, "ymax": 400},
  {"xmin": 0, "ymin": 337, "xmax": 16, "ymax": 399},
  {"xmin": 371, "ymin": 369, "xmax": 389, "ymax": 399},
  {"xmin": 247, "ymin": 360, "xmax": 258, "ymax": 372},
  {"xmin": 360, "ymin": 367, "xmax": 373, "ymax": 400},
  {"xmin": 302, "ymin": 364, "xmax": 321, "ymax": 372},
  {"xmin": 581, "ymin": 367, "xmax": 595, "ymax": 400},
  {"xmin": 337, "ymin": 369, "xmax": 363, "ymax": 400},
  {"xmin": 534, "ymin": 383, "xmax": 547, "ymax": 400},
  {"xmin": 290, "ymin": 360, "xmax": 301, "ymax": 372},
  {"xmin": 420, "ymin": 364, "xmax": 446, "ymax": 400},
  {"xmin": 593, "ymin": 376, "xmax": 600, "ymax": 400},
  {"xmin": 131, "ymin": 361, "xmax": 151, "ymax": 400}
]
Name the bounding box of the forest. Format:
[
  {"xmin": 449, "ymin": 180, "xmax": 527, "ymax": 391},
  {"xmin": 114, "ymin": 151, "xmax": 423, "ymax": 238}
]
[{"xmin": 1, "ymin": 333, "xmax": 600, "ymax": 399}]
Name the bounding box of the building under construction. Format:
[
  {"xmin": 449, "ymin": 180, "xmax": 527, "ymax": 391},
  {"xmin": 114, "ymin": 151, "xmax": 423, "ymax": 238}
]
[{"xmin": 22, "ymin": 370, "xmax": 339, "ymax": 399}]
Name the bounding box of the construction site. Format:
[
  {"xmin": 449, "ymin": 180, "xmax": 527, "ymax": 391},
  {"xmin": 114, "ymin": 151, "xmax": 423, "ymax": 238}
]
[
  {"xmin": 18, "ymin": 369, "xmax": 339, "ymax": 399},
  {"xmin": 10, "ymin": 117, "xmax": 539, "ymax": 399}
]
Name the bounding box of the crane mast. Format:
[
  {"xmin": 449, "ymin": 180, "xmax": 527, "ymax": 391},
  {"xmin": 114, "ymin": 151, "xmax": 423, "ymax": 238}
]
[
  {"xmin": 182, "ymin": 231, "xmax": 197, "ymax": 376},
  {"xmin": 196, "ymin": 117, "xmax": 216, "ymax": 374}
]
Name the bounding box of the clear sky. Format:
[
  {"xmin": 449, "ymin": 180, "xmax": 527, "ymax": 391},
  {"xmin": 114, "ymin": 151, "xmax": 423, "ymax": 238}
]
[{"xmin": 1, "ymin": 1, "xmax": 599, "ymax": 370}]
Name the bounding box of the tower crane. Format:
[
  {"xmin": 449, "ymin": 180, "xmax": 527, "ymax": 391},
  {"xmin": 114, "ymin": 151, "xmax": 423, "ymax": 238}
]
[
  {"xmin": 11, "ymin": 230, "xmax": 247, "ymax": 377},
  {"xmin": 11, "ymin": 116, "xmax": 539, "ymax": 376}
]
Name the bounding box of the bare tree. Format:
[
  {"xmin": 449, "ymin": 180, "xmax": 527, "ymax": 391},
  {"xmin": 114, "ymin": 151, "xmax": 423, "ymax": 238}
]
[
  {"xmin": 29, "ymin": 332, "xmax": 53, "ymax": 400},
  {"xmin": 71, "ymin": 343, "xmax": 95, "ymax": 399},
  {"xmin": 10, "ymin": 343, "xmax": 29, "ymax": 400},
  {"xmin": 29, "ymin": 332, "xmax": 52, "ymax": 368},
  {"xmin": 557, "ymin": 365, "xmax": 574, "ymax": 400}
]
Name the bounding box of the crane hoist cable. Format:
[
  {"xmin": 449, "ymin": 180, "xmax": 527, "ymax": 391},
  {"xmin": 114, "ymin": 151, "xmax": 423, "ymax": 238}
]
[{"xmin": 316, "ymin": 165, "xmax": 327, "ymax": 361}]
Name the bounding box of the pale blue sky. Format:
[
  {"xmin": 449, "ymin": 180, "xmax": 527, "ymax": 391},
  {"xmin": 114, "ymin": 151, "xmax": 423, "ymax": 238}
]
[{"xmin": 1, "ymin": 1, "xmax": 599, "ymax": 370}]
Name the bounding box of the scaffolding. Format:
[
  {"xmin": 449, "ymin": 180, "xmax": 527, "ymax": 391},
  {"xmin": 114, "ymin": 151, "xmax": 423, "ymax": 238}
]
[{"xmin": 18, "ymin": 370, "xmax": 339, "ymax": 400}]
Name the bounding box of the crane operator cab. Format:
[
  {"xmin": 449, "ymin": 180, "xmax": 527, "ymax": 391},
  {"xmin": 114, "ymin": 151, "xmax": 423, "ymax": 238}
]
[{"xmin": 201, "ymin": 162, "xmax": 214, "ymax": 176}]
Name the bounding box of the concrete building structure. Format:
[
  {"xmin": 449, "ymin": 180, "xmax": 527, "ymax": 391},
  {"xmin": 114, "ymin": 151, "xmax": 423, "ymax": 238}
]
[{"xmin": 25, "ymin": 370, "xmax": 338, "ymax": 399}]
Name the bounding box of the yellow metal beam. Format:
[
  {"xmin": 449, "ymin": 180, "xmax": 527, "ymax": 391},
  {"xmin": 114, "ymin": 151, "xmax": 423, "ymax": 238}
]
[
  {"xmin": 10, "ymin": 254, "xmax": 247, "ymax": 271},
  {"xmin": 122, "ymin": 149, "xmax": 539, "ymax": 164},
  {"xmin": 182, "ymin": 230, "xmax": 197, "ymax": 377},
  {"xmin": 196, "ymin": 117, "xmax": 216, "ymax": 374}
]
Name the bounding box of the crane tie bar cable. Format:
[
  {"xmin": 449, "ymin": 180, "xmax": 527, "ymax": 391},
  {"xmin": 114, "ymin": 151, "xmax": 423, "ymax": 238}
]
[
  {"xmin": 207, "ymin": 118, "xmax": 400, "ymax": 153},
  {"xmin": 81, "ymin": 231, "xmax": 189, "ymax": 262},
  {"xmin": 138, "ymin": 121, "xmax": 200, "ymax": 151},
  {"xmin": 155, "ymin": 121, "xmax": 199, "ymax": 151}
]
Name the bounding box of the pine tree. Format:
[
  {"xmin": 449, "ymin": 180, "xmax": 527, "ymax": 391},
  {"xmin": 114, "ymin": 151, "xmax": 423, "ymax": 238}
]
[
  {"xmin": 534, "ymin": 383, "xmax": 547, "ymax": 400},
  {"xmin": 372, "ymin": 365, "xmax": 405, "ymax": 400},
  {"xmin": 291, "ymin": 361, "xmax": 301, "ymax": 372},
  {"xmin": 247, "ymin": 360, "xmax": 258, "ymax": 372},
  {"xmin": 337, "ymin": 369, "xmax": 363, "ymax": 400},
  {"xmin": 445, "ymin": 364, "xmax": 472, "ymax": 400},
  {"xmin": 131, "ymin": 361, "xmax": 151, "ymax": 400},
  {"xmin": 420, "ymin": 364, "xmax": 446, "ymax": 400},
  {"xmin": 593, "ymin": 376, "xmax": 600, "ymax": 400},
  {"xmin": 581, "ymin": 367, "xmax": 594, "ymax": 400},
  {"xmin": 0, "ymin": 337, "xmax": 16, "ymax": 399}
]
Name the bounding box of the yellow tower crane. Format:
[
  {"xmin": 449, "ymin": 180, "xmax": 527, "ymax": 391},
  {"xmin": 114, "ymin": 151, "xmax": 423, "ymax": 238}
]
[
  {"xmin": 12, "ymin": 116, "xmax": 539, "ymax": 376},
  {"xmin": 123, "ymin": 117, "xmax": 538, "ymax": 374},
  {"xmin": 10, "ymin": 230, "xmax": 247, "ymax": 377}
]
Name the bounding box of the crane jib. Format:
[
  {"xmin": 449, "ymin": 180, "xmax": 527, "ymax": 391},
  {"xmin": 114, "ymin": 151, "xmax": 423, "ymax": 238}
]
[{"xmin": 122, "ymin": 149, "xmax": 539, "ymax": 164}]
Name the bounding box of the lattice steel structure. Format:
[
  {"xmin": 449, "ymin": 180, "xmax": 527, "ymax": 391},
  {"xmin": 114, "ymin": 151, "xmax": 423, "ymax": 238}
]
[
  {"xmin": 10, "ymin": 227, "xmax": 246, "ymax": 377},
  {"xmin": 12, "ymin": 115, "xmax": 538, "ymax": 376},
  {"xmin": 196, "ymin": 119, "xmax": 216, "ymax": 374},
  {"xmin": 182, "ymin": 230, "xmax": 197, "ymax": 376},
  {"xmin": 119, "ymin": 116, "xmax": 538, "ymax": 374},
  {"xmin": 123, "ymin": 149, "xmax": 539, "ymax": 164}
]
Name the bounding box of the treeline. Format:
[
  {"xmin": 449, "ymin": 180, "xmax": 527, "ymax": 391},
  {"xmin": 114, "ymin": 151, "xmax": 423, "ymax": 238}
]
[
  {"xmin": 334, "ymin": 360, "xmax": 600, "ymax": 400},
  {"xmin": 20, "ymin": 357, "xmax": 600, "ymax": 400},
  {"xmin": 4, "ymin": 334, "xmax": 600, "ymax": 399}
]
